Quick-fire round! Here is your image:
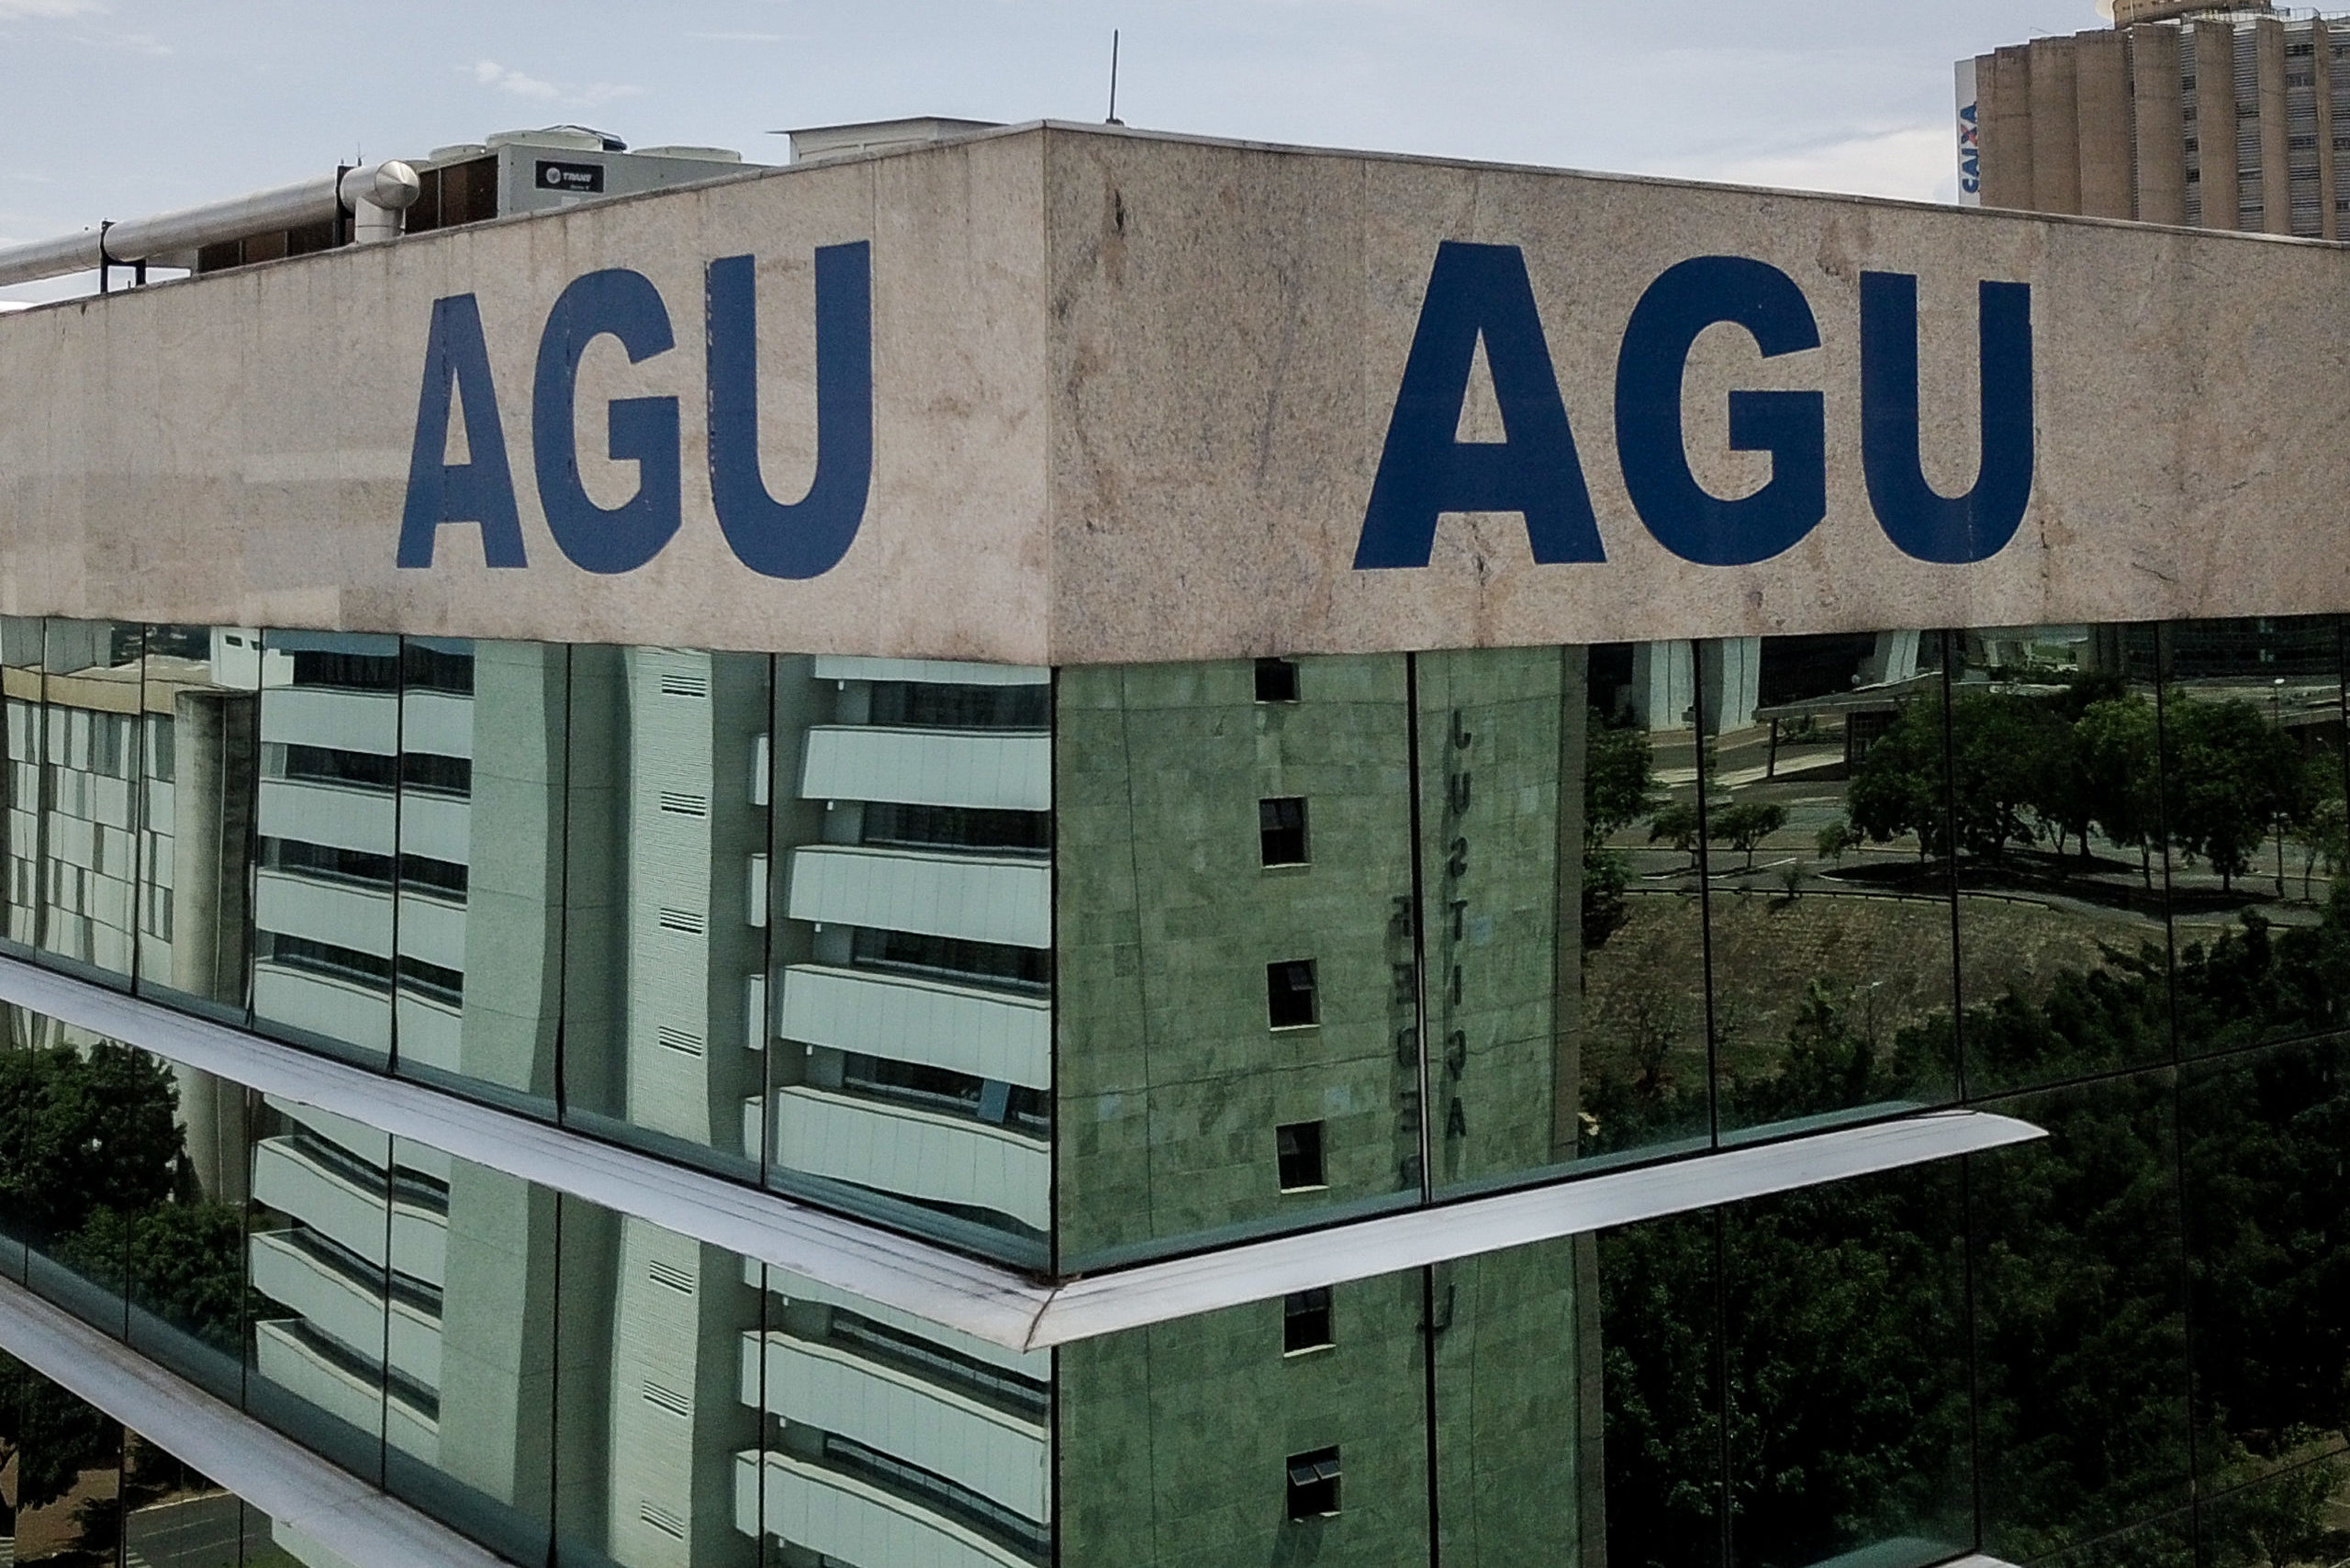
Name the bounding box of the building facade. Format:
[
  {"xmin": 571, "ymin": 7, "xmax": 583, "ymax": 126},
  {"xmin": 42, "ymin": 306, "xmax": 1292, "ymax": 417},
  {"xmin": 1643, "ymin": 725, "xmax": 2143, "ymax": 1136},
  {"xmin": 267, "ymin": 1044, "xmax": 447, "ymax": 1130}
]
[
  {"xmin": 0, "ymin": 121, "xmax": 2346, "ymax": 1568},
  {"xmin": 1961, "ymin": 1, "xmax": 2350, "ymax": 234}
]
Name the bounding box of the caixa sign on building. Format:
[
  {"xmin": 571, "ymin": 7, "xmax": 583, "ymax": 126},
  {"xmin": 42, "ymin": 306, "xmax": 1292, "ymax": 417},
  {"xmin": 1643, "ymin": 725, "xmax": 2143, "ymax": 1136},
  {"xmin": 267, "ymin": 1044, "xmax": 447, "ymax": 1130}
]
[
  {"xmin": 397, "ymin": 237, "xmax": 2031, "ymax": 578},
  {"xmin": 397, "ymin": 243, "xmax": 874, "ymax": 578},
  {"xmin": 1356, "ymin": 242, "xmax": 2033, "ymax": 571}
]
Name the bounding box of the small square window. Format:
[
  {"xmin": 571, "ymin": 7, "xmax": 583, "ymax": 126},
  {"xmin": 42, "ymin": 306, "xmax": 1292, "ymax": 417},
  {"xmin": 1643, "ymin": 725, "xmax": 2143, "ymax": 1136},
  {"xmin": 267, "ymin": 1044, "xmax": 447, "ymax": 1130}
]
[
  {"xmin": 1255, "ymin": 657, "xmax": 1301, "ymax": 703},
  {"xmin": 1259, "ymin": 798, "xmax": 1309, "ymax": 866},
  {"xmin": 1283, "ymin": 1287, "xmax": 1334, "ymax": 1353},
  {"xmin": 1267, "ymin": 960, "xmax": 1318, "ymax": 1028},
  {"xmin": 1277, "ymin": 1121, "xmax": 1326, "ymax": 1191},
  {"xmin": 1286, "ymin": 1446, "xmax": 1341, "ymax": 1519}
]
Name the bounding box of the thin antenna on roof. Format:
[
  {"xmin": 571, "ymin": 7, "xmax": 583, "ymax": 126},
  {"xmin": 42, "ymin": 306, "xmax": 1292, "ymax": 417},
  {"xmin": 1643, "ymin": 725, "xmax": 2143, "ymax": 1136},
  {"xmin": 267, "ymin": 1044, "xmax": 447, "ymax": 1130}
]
[{"xmin": 1107, "ymin": 29, "xmax": 1124, "ymax": 125}]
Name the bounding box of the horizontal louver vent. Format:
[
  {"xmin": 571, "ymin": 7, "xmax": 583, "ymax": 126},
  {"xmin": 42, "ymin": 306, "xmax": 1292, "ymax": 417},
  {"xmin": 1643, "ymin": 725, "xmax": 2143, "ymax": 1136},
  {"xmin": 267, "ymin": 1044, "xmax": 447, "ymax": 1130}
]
[
  {"xmin": 657, "ymin": 791, "xmax": 708, "ymax": 818},
  {"xmin": 639, "ymin": 1502, "xmax": 688, "ymax": 1539},
  {"xmin": 658, "ymin": 671, "xmax": 710, "ymax": 699},
  {"xmin": 657, "ymin": 907, "xmax": 707, "ymax": 935},
  {"xmin": 648, "ymin": 1257, "xmax": 697, "ymax": 1294},
  {"xmin": 655, "ymin": 1026, "xmax": 706, "ymax": 1058},
  {"xmin": 642, "ymin": 1381, "xmax": 693, "ymax": 1418}
]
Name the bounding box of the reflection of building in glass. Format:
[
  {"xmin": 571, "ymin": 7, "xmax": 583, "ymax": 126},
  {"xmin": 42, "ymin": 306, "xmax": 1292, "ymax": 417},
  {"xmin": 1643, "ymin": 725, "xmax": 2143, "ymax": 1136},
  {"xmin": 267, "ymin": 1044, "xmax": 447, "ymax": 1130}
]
[
  {"xmin": 736, "ymin": 1261, "xmax": 1053, "ymax": 1566},
  {"xmin": 14, "ymin": 116, "xmax": 2350, "ymax": 1568},
  {"xmin": 770, "ymin": 657, "xmax": 1054, "ymax": 1253}
]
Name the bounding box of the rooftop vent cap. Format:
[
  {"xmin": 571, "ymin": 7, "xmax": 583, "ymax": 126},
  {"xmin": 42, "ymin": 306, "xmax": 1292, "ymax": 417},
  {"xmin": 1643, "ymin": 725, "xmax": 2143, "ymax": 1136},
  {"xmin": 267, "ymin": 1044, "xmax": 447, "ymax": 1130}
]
[
  {"xmin": 776, "ymin": 117, "xmax": 1002, "ymax": 166},
  {"xmin": 487, "ymin": 124, "xmax": 627, "ymax": 152},
  {"xmin": 633, "ymin": 145, "xmax": 744, "ymax": 163}
]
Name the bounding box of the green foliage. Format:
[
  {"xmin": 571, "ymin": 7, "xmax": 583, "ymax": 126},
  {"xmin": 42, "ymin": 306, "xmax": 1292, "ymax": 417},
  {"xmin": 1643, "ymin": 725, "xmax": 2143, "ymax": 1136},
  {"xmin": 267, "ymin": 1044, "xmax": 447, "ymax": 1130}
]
[
  {"xmin": 0, "ymin": 1351, "xmax": 118, "ymax": 1516},
  {"xmin": 2165, "ymin": 699, "xmax": 2311, "ymax": 890},
  {"xmin": 1649, "ymin": 802, "xmax": 1700, "ymax": 868},
  {"xmin": 1816, "ymin": 820, "xmax": 1863, "ymax": 863},
  {"xmin": 1585, "ymin": 713, "xmax": 1660, "ymax": 839},
  {"xmin": 1711, "ymin": 801, "xmax": 1787, "ymax": 869},
  {"xmin": 0, "ymin": 1042, "xmax": 180, "ymax": 1242},
  {"xmin": 55, "ymin": 1202, "xmax": 252, "ymax": 1350}
]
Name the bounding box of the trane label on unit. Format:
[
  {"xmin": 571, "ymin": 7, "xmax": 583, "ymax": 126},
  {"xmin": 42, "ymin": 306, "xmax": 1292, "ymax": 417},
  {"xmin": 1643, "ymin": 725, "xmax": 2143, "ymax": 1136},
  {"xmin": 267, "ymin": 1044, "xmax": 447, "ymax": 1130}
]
[{"xmin": 536, "ymin": 160, "xmax": 606, "ymax": 195}]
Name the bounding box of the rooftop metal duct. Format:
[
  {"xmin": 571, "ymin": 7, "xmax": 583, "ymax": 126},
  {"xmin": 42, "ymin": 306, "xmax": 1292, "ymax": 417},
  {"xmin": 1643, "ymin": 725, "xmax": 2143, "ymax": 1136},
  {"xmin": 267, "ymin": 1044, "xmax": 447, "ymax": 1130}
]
[{"xmin": 0, "ymin": 161, "xmax": 420, "ymax": 292}]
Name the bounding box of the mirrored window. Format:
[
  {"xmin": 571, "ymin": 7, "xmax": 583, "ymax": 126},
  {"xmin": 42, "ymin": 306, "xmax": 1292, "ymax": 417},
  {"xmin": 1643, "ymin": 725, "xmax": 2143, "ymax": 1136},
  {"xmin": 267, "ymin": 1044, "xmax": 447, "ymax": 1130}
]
[
  {"xmin": 382, "ymin": 1138, "xmax": 554, "ymax": 1565},
  {"xmin": 394, "ymin": 638, "xmax": 565, "ymax": 1115},
  {"xmin": 554, "ymin": 1197, "xmax": 763, "ymax": 1568},
  {"xmin": 0, "ymin": 618, "xmax": 41, "ymax": 957},
  {"xmin": 251, "ymin": 630, "xmax": 401, "ymax": 1069},
  {"xmin": 2161, "ymin": 617, "xmax": 2350, "ymax": 1059},
  {"xmin": 1055, "ymin": 655, "xmax": 1418, "ymax": 1270},
  {"xmin": 1595, "ymin": 1209, "xmax": 1724, "ymax": 1568},
  {"xmin": 1430, "ymin": 1238, "xmax": 1604, "ymax": 1567},
  {"xmin": 135, "ymin": 626, "xmax": 262, "ymax": 1023},
  {"xmin": 1576, "ymin": 642, "xmax": 1715, "ymax": 1162},
  {"xmin": 1951, "ymin": 625, "xmax": 2176, "ymax": 1096},
  {"xmin": 11, "ymin": 1358, "xmax": 119, "ymax": 1567},
  {"xmin": 1058, "ymin": 1270, "xmax": 1427, "ymax": 1565},
  {"xmin": 563, "ymin": 646, "xmax": 772, "ymax": 1179},
  {"xmin": 764, "ymin": 656, "xmax": 1053, "ymax": 1264},
  {"xmin": 243, "ymin": 1094, "xmax": 391, "ymax": 1484},
  {"xmin": 2179, "ymin": 1038, "xmax": 2350, "ymax": 1499},
  {"xmin": 37, "ymin": 618, "xmax": 144, "ymax": 986},
  {"xmin": 1699, "ymin": 633, "xmax": 1958, "ymax": 1139},
  {"xmin": 1972, "ymin": 1070, "xmax": 2191, "ymax": 1558},
  {"xmin": 1721, "ymin": 1161, "xmax": 1972, "ymax": 1568}
]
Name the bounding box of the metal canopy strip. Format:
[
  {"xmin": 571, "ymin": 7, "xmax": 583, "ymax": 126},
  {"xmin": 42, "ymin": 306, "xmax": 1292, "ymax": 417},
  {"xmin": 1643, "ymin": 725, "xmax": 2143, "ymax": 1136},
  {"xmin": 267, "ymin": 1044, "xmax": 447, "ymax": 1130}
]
[
  {"xmin": 0, "ymin": 956, "xmax": 2042, "ymax": 1353},
  {"xmin": 0, "ymin": 1271, "xmax": 511, "ymax": 1568}
]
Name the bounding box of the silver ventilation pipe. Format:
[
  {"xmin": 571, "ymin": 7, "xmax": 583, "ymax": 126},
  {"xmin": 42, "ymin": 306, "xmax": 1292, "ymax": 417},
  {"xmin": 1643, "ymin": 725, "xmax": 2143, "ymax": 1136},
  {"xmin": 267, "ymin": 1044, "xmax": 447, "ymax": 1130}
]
[{"xmin": 0, "ymin": 160, "xmax": 421, "ymax": 292}]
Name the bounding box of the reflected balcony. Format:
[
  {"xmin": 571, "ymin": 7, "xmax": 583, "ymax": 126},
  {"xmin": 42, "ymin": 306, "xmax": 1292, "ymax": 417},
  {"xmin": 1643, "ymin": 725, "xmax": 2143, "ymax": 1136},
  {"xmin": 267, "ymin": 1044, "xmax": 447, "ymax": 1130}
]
[{"xmin": 754, "ymin": 1090, "xmax": 1050, "ymax": 1233}]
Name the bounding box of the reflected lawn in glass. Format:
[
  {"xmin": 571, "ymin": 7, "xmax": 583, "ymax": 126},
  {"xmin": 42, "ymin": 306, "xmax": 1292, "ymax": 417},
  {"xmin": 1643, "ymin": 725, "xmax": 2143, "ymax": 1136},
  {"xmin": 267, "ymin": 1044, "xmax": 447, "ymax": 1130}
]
[
  {"xmin": 1580, "ymin": 643, "xmax": 1716, "ymax": 1162},
  {"xmin": 1952, "ymin": 625, "xmax": 2177, "ymax": 1097},
  {"xmin": 1700, "ymin": 633, "xmax": 1959, "ymax": 1141}
]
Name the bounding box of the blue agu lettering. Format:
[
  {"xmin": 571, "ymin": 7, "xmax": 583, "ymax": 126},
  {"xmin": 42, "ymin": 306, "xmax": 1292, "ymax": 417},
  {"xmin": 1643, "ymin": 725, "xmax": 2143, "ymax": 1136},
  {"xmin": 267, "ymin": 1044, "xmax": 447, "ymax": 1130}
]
[
  {"xmin": 1352, "ymin": 241, "xmax": 1604, "ymax": 571},
  {"xmin": 1615, "ymin": 255, "xmax": 1827, "ymax": 567},
  {"xmin": 1860, "ymin": 272, "xmax": 2034, "ymax": 565},
  {"xmin": 706, "ymin": 243, "xmax": 875, "ymax": 580},
  {"xmin": 532, "ymin": 268, "xmax": 682, "ymax": 575},
  {"xmin": 397, "ymin": 294, "xmax": 527, "ymax": 569}
]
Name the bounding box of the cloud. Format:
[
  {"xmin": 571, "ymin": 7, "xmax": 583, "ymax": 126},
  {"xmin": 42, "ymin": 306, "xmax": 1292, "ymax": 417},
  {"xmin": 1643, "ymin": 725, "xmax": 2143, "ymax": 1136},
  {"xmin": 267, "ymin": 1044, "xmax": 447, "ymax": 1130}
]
[
  {"xmin": 469, "ymin": 59, "xmax": 561, "ymax": 100},
  {"xmin": 0, "ymin": 0, "xmax": 104, "ymax": 17},
  {"xmin": 464, "ymin": 58, "xmax": 641, "ymax": 107},
  {"xmin": 1661, "ymin": 124, "xmax": 1960, "ymax": 205}
]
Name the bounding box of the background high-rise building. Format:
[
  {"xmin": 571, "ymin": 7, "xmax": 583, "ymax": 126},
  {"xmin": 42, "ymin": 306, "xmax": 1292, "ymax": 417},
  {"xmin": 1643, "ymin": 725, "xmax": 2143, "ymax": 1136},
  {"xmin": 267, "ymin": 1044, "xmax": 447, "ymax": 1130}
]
[{"xmin": 1961, "ymin": 1, "xmax": 2350, "ymax": 233}]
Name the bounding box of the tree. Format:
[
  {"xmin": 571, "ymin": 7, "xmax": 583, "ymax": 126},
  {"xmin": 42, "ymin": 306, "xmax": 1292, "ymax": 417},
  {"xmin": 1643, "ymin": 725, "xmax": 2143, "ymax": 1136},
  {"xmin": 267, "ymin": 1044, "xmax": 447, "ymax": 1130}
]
[
  {"xmin": 1846, "ymin": 699, "xmax": 1949, "ymax": 854},
  {"xmin": 2165, "ymin": 697, "xmax": 2309, "ymax": 892},
  {"xmin": 0, "ymin": 1353, "xmax": 118, "ymax": 1515},
  {"xmin": 1586, "ymin": 714, "xmax": 1660, "ymax": 838},
  {"xmin": 1713, "ymin": 801, "xmax": 1788, "ymax": 870},
  {"xmin": 2075, "ymin": 694, "xmax": 2163, "ymax": 879},
  {"xmin": 1816, "ymin": 820, "xmax": 1863, "ymax": 865},
  {"xmin": 1948, "ymin": 690, "xmax": 2071, "ymax": 859},
  {"xmin": 1649, "ymin": 802, "xmax": 1700, "ymax": 869},
  {"xmin": 0, "ymin": 1043, "xmax": 181, "ymax": 1244}
]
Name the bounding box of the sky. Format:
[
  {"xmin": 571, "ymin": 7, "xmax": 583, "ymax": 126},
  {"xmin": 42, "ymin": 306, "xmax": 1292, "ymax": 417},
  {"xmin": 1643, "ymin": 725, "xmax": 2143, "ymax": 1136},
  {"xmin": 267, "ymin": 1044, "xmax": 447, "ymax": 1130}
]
[{"xmin": 0, "ymin": 0, "xmax": 2099, "ymax": 304}]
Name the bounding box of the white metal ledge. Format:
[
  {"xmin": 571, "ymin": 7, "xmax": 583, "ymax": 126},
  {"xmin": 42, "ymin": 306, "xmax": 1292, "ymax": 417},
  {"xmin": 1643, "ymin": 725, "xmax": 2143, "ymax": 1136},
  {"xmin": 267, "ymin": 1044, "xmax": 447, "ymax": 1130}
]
[
  {"xmin": 0, "ymin": 955, "xmax": 2041, "ymax": 1352},
  {"xmin": 0, "ymin": 1271, "xmax": 507, "ymax": 1568}
]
